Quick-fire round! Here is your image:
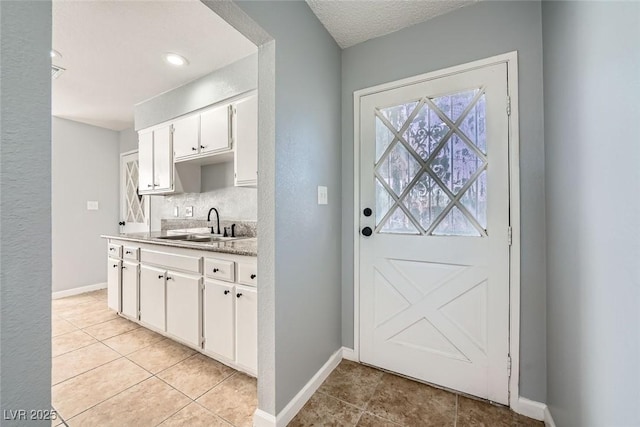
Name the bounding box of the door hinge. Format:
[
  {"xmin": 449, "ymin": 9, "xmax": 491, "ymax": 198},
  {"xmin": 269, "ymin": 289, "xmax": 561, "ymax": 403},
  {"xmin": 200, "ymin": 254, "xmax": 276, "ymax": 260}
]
[
  {"xmin": 506, "ymin": 96, "xmax": 511, "ymax": 116},
  {"xmin": 200, "ymin": 336, "xmax": 206, "ymax": 347},
  {"xmin": 508, "ymin": 226, "xmax": 513, "ymax": 246},
  {"xmin": 507, "ymin": 355, "xmax": 512, "ymax": 377}
]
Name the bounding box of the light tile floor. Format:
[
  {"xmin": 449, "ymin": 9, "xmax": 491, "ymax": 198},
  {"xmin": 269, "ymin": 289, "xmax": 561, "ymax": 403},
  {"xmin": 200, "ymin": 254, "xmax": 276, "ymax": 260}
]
[
  {"xmin": 53, "ymin": 290, "xmax": 542, "ymax": 427},
  {"xmin": 292, "ymin": 360, "xmax": 544, "ymax": 427},
  {"xmin": 51, "ymin": 289, "xmax": 256, "ymax": 427}
]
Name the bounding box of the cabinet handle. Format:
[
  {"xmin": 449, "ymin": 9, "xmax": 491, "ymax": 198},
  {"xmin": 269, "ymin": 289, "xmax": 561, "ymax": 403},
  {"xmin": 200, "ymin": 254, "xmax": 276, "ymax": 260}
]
[
  {"xmin": 236, "ymin": 293, "xmax": 242, "ymax": 298},
  {"xmin": 154, "ymin": 183, "xmax": 160, "ymax": 187},
  {"xmin": 112, "ymin": 264, "xmax": 118, "ymax": 268},
  {"xmin": 121, "ymin": 265, "xmax": 126, "ymax": 269},
  {"xmin": 166, "ymin": 276, "xmax": 173, "ymax": 281},
  {"xmin": 213, "ymin": 268, "xmax": 219, "ymax": 273},
  {"xmin": 109, "ymin": 247, "xmax": 115, "ymax": 251},
  {"xmin": 200, "ymin": 145, "xmax": 207, "ymax": 149},
  {"xmin": 125, "ymin": 251, "xmax": 132, "ymax": 254},
  {"xmin": 250, "ymin": 274, "xmax": 256, "ymax": 279},
  {"xmin": 191, "ymin": 147, "xmax": 197, "ymax": 151},
  {"xmin": 158, "ymin": 275, "xmax": 164, "ymax": 279},
  {"xmin": 147, "ymin": 184, "xmax": 153, "ymax": 188},
  {"xmin": 224, "ymin": 290, "xmax": 230, "ymax": 295}
]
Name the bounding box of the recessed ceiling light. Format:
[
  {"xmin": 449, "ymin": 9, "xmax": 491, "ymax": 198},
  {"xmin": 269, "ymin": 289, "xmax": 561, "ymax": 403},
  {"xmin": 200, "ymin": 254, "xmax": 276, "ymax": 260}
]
[
  {"xmin": 165, "ymin": 53, "xmax": 188, "ymax": 67},
  {"xmin": 51, "ymin": 49, "xmax": 62, "ymax": 59}
]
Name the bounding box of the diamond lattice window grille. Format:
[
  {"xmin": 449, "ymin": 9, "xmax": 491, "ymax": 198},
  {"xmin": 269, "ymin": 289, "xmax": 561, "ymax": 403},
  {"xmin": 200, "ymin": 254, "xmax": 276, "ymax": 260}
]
[{"xmin": 373, "ymin": 88, "xmax": 489, "ymax": 237}]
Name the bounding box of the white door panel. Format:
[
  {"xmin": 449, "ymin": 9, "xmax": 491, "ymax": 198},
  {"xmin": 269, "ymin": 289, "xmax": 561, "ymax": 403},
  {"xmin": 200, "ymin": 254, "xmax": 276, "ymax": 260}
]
[
  {"xmin": 166, "ymin": 271, "xmax": 201, "ymax": 348},
  {"xmin": 359, "ymin": 63, "xmax": 510, "ymax": 404},
  {"xmin": 139, "ymin": 265, "xmax": 166, "ymax": 331},
  {"xmin": 200, "ymin": 105, "xmax": 231, "ymax": 154},
  {"xmin": 121, "ymin": 261, "xmax": 139, "ymax": 320},
  {"xmin": 204, "ymin": 280, "xmax": 235, "ymax": 360},
  {"xmin": 173, "ymin": 115, "xmax": 200, "ymax": 159},
  {"xmin": 107, "ymin": 258, "xmax": 121, "ymax": 312},
  {"xmin": 153, "ymin": 126, "xmax": 172, "ymax": 190}
]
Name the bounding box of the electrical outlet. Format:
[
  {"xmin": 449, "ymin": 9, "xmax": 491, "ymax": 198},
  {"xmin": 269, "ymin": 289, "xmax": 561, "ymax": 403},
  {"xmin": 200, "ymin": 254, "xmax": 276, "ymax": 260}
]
[
  {"xmin": 185, "ymin": 206, "xmax": 193, "ymax": 217},
  {"xmin": 318, "ymin": 186, "xmax": 328, "ymax": 205},
  {"xmin": 87, "ymin": 201, "xmax": 99, "ymax": 210}
]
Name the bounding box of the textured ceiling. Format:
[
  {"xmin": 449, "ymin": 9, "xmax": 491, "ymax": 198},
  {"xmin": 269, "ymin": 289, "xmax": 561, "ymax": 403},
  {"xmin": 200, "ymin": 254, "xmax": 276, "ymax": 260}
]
[
  {"xmin": 306, "ymin": 0, "xmax": 476, "ymax": 48},
  {"xmin": 52, "ymin": 0, "xmax": 257, "ymax": 131}
]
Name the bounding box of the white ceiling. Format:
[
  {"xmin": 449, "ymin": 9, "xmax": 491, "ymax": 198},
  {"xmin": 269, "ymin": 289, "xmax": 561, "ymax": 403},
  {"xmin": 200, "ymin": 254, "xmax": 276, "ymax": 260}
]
[
  {"xmin": 306, "ymin": 0, "xmax": 476, "ymax": 49},
  {"xmin": 52, "ymin": 0, "xmax": 257, "ymax": 131}
]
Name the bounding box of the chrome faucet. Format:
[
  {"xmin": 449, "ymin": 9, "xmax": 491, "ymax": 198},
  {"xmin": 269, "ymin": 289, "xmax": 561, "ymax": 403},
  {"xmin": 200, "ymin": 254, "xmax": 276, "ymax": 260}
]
[{"xmin": 207, "ymin": 208, "xmax": 220, "ymax": 235}]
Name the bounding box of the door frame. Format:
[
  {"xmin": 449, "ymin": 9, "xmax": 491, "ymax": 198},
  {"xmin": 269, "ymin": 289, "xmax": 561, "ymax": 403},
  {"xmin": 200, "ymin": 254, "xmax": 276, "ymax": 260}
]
[{"xmin": 352, "ymin": 51, "xmax": 521, "ymax": 408}]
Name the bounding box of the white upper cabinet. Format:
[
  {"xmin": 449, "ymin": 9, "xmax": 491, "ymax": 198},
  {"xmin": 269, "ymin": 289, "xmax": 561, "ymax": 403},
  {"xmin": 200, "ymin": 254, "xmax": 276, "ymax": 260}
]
[
  {"xmin": 234, "ymin": 95, "xmax": 258, "ymax": 187},
  {"xmin": 173, "ymin": 115, "xmax": 201, "ymax": 159},
  {"xmin": 200, "ymin": 104, "xmax": 231, "ymax": 155},
  {"xmin": 138, "ymin": 125, "xmax": 174, "ymax": 194},
  {"xmin": 138, "ymin": 131, "xmax": 154, "ymax": 191},
  {"xmin": 153, "ymin": 125, "xmax": 172, "ymax": 191}
]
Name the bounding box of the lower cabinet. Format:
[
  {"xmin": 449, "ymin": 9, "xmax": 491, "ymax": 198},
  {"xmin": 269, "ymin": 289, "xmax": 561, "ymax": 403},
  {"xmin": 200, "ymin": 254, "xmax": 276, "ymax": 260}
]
[
  {"xmin": 235, "ymin": 285, "xmax": 257, "ymax": 373},
  {"xmin": 204, "ymin": 281, "xmax": 257, "ymax": 373},
  {"xmin": 204, "ymin": 280, "xmax": 235, "ymax": 360},
  {"xmin": 140, "ymin": 265, "xmax": 166, "ymax": 331},
  {"xmin": 121, "ymin": 261, "xmax": 139, "ymax": 320},
  {"xmin": 107, "ymin": 258, "xmax": 121, "ymax": 312},
  {"xmin": 166, "ymin": 271, "xmax": 202, "ymax": 348},
  {"xmin": 106, "ymin": 239, "xmax": 257, "ymax": 376}
]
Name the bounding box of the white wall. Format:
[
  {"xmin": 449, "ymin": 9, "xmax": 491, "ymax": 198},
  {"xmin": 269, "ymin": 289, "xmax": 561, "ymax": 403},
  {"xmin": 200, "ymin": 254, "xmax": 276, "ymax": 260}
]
[
  {"xmin": 0, "ymin": 0, "xmax": 52, "ymax": 420},
  {"xmin": 52, "ymin": 117, "xmax": 120, "ymax": 292},
  {"xmin": 543, "ymin": 2, "xmax": 640, "ymax": 426}
]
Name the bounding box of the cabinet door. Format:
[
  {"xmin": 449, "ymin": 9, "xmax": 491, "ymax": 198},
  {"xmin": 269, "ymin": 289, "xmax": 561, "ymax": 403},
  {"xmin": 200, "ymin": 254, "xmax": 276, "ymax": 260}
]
[
  {"xmin": 234, "ymin": 95, "xmax": 258, "ymax": 186},
  {"xmin": 139, "ymin": 265, "xmax": 166, "ymax": 331},
  {"xmin": 107, "ymin": 258, "xmax": 121, "ymax": 312},
  {"xmin": 235, "ymin": 285, "xmax": 257, "ymax": 373},
  {"xmin": 153, "ymin": 126, "xmax": 173, "ymax": 190},
  {"xmin": 166, "ymin": 271, "xmax": 201, "ymax": 348},
  {"xmin": 121, "ymin": 261, "xmax": 139, "ymax": 320},
  {"xmin": 204, "ymin": 280, "xmax": 235, "ymax": 360},
  {"xmin": 138, "ymin": 131, "xmax": 154, "ymax": 191},
  {"xmin": 200, "ymin": 105, "xmax": 231, "ymax": 154},
  {"xmin": 173, "ymin": 115, "xmax": 200, "ymax": 159}
]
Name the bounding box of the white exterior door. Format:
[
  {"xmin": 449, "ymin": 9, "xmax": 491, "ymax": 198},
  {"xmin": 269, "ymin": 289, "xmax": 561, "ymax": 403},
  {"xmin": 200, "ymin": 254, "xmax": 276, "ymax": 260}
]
[
  {"xmin": 359, "ymin": 63, "xmax": 511, "ymax": 403},
  {"xmin": 120, "ymin": 151, "xmax": 150, "ymax": 233}
]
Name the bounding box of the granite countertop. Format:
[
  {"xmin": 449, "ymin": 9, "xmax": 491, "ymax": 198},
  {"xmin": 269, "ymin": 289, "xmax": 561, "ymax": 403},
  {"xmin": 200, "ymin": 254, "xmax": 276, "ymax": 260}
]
[{"xmin": 101, "ymin": 231, "xmax": 257, "ymax": 257}]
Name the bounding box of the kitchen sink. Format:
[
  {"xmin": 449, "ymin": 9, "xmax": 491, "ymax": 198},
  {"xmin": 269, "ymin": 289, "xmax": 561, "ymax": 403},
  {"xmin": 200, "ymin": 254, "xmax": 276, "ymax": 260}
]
[{"xmin": 156, "ymin": 234, "xmax": 244, "ymax": 243}]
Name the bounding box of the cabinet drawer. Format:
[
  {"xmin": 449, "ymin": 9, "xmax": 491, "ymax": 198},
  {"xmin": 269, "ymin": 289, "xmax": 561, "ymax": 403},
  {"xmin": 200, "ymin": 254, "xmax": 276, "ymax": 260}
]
[
  {"xmin": 140, "ymin": 249, "xmax": 202, "ymax": 274},
  {"xmin": 107, "ymin": 243, "xmax": 122, "ymax": 258},
  {"xmin": 205, "ymin": 258, "xmax": 235, "ymax": 282},
  {"xmin": 123, "ymin": 246, "xmax": 140, "ymax": 261},
  {"xmin": 237, "ymin": 263, "xmax": 257, "ymax": 286}
]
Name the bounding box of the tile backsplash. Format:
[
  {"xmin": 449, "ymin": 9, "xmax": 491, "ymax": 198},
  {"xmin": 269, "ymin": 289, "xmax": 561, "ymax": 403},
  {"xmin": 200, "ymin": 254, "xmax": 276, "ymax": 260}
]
[{"xmin": 151, "ymin": 162, "xmax": 257, "ymax": 229}]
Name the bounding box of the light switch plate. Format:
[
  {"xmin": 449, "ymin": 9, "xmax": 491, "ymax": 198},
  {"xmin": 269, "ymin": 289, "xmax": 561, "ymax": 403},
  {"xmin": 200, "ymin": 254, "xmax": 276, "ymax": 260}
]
[
  {"xmin": 318, "ymin": 186, "xmax": 328, "ymax": 205},
  {"xmin": 185, "ymin": 206, "xmax": 193, "ymax": 217},
  {"xmin": 87, "ymin": 201, "xmax": 99, "ymax": 210}
]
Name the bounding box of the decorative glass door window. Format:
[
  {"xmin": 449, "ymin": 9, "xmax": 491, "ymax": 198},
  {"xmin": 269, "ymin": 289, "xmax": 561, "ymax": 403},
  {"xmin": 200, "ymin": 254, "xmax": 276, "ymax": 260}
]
[
  {"xmin": 374, "ymin": 88, "xmax": 488, "ymax": 236},
  {"xmin": 125, "ymin": 159, "xmax": 146, "ymax": 224}
]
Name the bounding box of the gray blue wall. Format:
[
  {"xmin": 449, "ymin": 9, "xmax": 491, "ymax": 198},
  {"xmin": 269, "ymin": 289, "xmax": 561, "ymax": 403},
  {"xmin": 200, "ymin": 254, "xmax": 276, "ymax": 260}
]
[
  {"xmin": 341, "ymin": 1, "xmax": 547, "ymax": 402},
  {"xmin": 0, "ymin": 0, "xmax": 52, "ymax": 423},
  {"xmin": 231, "ymin": 0, "xmax": 343, "ymax": 414},
  {"xmin": 542, "ymin": 2, "xmax": 640, "ymax": 426},
  {"xmin": 52, "ymin": 117, "xmax": 120, "ymax": 292}
]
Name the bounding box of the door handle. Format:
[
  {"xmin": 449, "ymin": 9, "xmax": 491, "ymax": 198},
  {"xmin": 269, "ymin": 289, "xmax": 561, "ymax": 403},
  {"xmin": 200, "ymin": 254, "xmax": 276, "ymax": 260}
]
[
  {"xmin": 363, "ymin": 208, "xmax": 372, "ymax": 217},
  {"xmin": 361, "ymin": 227, "xmax": 373, "ymax": 237}
]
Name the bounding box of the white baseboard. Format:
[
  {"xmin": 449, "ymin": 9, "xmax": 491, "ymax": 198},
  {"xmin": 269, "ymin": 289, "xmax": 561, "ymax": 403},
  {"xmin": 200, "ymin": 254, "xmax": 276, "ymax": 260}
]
[
  {"xmin": 544, "ymin": 406, "xmax": 557, "ymax": 427},
  {"xmin": 341, "ymin": 346, "xmax": 357, "ymax": 361},
  {"xmin": 513, "ymin": 396, "xmax": 546, "ymax": 421},
  {"xmin": 52, "ymin": 282, "xmax": 107, "ymax": 299},
  {"xmin": 252, "ymin": 347, "xmax": 343, "ymax": 427},
  {"xmin": 252, "ymin": 409, "xmax": 276, "ymax": 427}
]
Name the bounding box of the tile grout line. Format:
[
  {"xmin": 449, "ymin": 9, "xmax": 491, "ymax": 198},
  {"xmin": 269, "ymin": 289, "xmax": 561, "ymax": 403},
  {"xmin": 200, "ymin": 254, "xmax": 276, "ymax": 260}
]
[{"xmin": 454, "ymin": 393, "xmax": 458, "ymax": 427}]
